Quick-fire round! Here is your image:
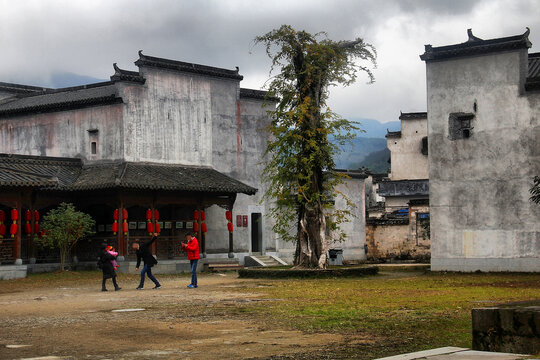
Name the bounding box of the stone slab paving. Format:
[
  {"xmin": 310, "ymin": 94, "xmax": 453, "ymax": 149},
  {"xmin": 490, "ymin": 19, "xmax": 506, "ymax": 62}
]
[{"xmin": 375, "ymin": 347, "xmax": 538, "ymax": 360}]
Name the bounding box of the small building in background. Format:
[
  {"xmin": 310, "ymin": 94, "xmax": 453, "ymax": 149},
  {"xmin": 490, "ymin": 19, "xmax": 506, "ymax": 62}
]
[{"xmin": 365, "ymin": 112, "xmax": 430, "ymax": 261}]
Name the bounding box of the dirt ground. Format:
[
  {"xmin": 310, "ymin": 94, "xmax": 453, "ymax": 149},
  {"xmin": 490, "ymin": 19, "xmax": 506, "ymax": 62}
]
[{"xmin": 0, "ymin": 273, "xmax": 349, "ymax": 360}]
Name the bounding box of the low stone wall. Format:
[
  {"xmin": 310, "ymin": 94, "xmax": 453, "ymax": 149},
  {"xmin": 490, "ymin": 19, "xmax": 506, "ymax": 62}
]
[
  {"xmin": 366, "ymin": 218, "xmax": 430, "ymax": 261},
  {"xmin": 472, "ymin": 302, "xmax": 540, "ymax": 355},
  {"xmin": 0, "ymin": 265, "xmax": 27, "ymax": 280}
]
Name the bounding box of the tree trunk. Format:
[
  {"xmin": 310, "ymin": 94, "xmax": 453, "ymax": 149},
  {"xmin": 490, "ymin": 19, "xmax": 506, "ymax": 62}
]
[
  {"xmin": 60, "ymin": 247, "xmax": 67, "ymax": 271},
  {"xmin": 294, "ymin": 202, "xmax": 327, "ymax": 268}
]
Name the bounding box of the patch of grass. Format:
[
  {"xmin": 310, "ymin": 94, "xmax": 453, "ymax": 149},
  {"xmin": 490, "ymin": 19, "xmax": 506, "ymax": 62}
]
[{"xmin": 229, "ymin": 272, "xmax": 540, "ymax": 358}]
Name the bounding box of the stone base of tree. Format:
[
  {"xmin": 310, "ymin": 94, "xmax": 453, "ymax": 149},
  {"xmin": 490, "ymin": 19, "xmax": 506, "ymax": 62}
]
[{"xmin": 238, "ymin": 266, "xmax": 378, "ymax": 279}]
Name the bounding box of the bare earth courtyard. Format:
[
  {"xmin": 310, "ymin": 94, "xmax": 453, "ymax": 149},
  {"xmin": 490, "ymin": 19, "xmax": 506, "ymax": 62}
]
[
  {"xmin": 1, "ymin": 270, "xmax": 539, "ymax": 359},
  {"xmin": 0, "ymin": 272, "xmax": 346, "ymax": 360}
]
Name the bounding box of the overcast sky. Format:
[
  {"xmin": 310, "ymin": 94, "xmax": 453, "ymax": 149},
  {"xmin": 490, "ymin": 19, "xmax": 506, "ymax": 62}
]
[{"xmin": 1, "ymin": 0, "xmax": 539, "ymax": 123}]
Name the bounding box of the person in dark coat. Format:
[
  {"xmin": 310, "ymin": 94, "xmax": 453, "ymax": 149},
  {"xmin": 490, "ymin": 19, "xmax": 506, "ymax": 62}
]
[
  {"xmin": 133, "ymin": 233, "xmax": 161, "ymax": 290},
  {"xmin": 99, "ymin": 243, "xmax": 121, "ymax": 292}
]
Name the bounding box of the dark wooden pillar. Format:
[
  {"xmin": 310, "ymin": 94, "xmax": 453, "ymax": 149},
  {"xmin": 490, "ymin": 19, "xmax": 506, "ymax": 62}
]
[
  {"xmin": 14, "ymin": 195, "xmax": 22, "ymax": 265},
  {"xmin": 118, "ymin": 199, "xmax": 126, "ymax": 259},
  {"xmin": 228, "ymin": 194, "xmax": 236, "ymax": 259}
]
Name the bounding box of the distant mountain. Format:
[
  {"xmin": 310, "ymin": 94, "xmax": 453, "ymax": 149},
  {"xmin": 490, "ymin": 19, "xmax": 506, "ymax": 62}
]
[
  {"xmin": 353, "ymin": 147, "xmax": 391, "ymax": 173},
  {"xmin": 332, "ymin": 118, "xmax": 399, "ymax": 170},
  {"xmin": 49, "ymin": 72, "xmax": 107, "ymax": 88},
  {"xmin": 351, "ymin": 118, "xmax": 400, "ymax": 138},
  {"xmin": 333, "ymin": 137, "xmax": 386, "ymax": 169}
]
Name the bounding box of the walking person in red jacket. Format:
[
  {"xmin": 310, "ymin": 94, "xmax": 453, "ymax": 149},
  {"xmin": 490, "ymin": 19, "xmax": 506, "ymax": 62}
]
[{"xmin": 181, "ymin": 232, "xmax": 199, "ymax": 288}]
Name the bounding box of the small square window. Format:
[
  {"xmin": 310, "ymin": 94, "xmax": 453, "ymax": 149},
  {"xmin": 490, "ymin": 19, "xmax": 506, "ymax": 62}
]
[{"xmin": 448, "ymin": 113, "xmax": 474, "ymax": 140}]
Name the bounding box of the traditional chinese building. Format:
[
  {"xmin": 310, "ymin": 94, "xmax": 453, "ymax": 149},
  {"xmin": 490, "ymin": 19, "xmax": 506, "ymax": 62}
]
[
  {"xmin": 365, "ymin": 112, "xmax": 430, "ymax": 261},
  {"xmin": 421, "ymin": 28, "xmax": 540, "ymax": 272},
  {"xmin": 0, "ymin": 51, "xmax": 368, "ymax": 277},
  {"xmin": 0, "ymin": 52, "xmax": 276, "ymax": 275}
]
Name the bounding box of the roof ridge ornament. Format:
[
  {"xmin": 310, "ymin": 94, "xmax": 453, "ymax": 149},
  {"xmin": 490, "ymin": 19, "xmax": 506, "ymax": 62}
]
[
  {"xmin": 138, "ymin": 50, "xmax": 145, "ymax": 60},
  {"xmin": 467, "ymin": 29, "xmax": 483, "ymax": 42},
  {"xmin": 113, "ymin": 63, "xmax": 121, "ymax": 75}
]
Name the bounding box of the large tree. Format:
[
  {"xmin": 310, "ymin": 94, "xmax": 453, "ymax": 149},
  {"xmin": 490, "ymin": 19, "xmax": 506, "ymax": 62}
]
[
  {"xmin": 256, "ymin": 25, "xmax": 376, "ymax": 268},
  {"xmin": 35, "ymin": 203, "xmax": 95, "ymax": 271}
]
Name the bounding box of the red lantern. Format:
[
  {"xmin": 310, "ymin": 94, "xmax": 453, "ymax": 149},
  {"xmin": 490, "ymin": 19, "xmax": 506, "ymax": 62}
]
[
  {"xmin": 0, "ymin": 210, "xmax": 5, "ymax": 222},
  {"xmin": 154, "ymin": 210, "xmax": 159, "ymax": 221},
  {"xmin": 11, "ymin": 209, "xmax": 18, "ymax": 221},
  {"xmin": 25, "ymin": 223, "xmax": 31, "ymax": 234},
  {"xmin": 201, "ymin": 223, "xmax": 207, "ymax": 233},
  {"xmin": 201, "ymin": 211, "xmax": 206, "ymax": 221},
  {"xmin": 10, "ymin": 223, "xmax": 17, "ymax": 237},
  {"xmin": 24, "ymin": 210, "xmax": 31, "ymax": 222},
  {"xmin": 34, "ymin": 223, "xmax": 40, "ymax": 234},
  {"xmin": 34, "ymin": 210, "xmax": 39, "ymax": 222},
  {"xmin": 122, "ymin": 209, "xmax": 128, "ymax": 220},
  {"xmin": 146, "ymin": 209, "xmax": 152, "ymax": 221},
  {"xmin": 112, "ymin": 222, "xmax": 118, "ymax": 235},
  {"xmin": 193, "ymin": 222, "xmax": 199, "ymax": 233},
  {"xmin": 147, "ymin": 222, "xmax": 154, "ymax": 235},
  {"xmin": 193, "ymin": 210, "xmax": 199, "ymax": 221},
  {"xmin": 155, "ymin": 222, "xmax": 161, "ymax": 234},
  {"xmin": 0, "ymin": 223, "xmax": 5, "ymax": 237},
  {"xmin": 113, "ymin": 209, "xmax": 119, "ymax": 221},
  {"xmin": 122, "ymin": 222, "xmax": 128, "ymax": 235},
  {"xmin": 225, "ymin": 210, "xmax": 231, "ymax": 221},
  {"xmin": 227, "ymin": 222, "xmax": 233, "ymax": 233}
]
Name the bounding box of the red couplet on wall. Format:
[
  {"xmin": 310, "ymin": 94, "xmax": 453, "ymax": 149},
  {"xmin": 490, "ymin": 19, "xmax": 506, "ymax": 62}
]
[
  {"xmin": 236, "ymin": 215, "xmax": 242, "ymax": 227},
  {"xmin": 243, "ymin": 215, "xmax": 248, "ymax": 227}
]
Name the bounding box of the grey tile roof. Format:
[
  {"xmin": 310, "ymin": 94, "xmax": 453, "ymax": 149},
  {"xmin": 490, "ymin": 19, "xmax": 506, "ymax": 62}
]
[
  {"xmin": 0, "ymin": 82, "xmax": 51, "ymax": 95},
  {"xmin": 386, "ymin": 130, "xmax": 402, "ymax": 138},
  {"xmin": 399, "ymin": 112, "xmax": 427, "ymax": 120},
  {"xmin": 420, "ymin": 28, "xmax": 531, "ymax": 62},
  {"xmin": 110, "ymin": 63, "xmax": 146, "ymax": 83},
  {"xmin": 0, "ymin": 154, "xmax": 81, "ymax": 187},
  {"xmin": 0, "ymin": 154, "xmax": 256, "ymax": 195},
  {"xmin": 135, "ymin": 51, "xmax": 243, "ymax": 81},
  {"xmin": 0, "ymin": 83, "xmax": 122, "ymax": 117}
]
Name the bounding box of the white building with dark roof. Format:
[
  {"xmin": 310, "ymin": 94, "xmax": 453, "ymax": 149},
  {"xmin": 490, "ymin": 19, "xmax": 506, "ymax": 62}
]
[{"xmin": 421, "ymin": 28, "xmax": 540, "ymax": 272}]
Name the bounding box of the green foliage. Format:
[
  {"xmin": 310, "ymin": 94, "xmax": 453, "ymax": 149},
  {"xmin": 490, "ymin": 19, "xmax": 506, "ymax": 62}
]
[
  {"xmin": 255, "ymin": 25, "xmax": 376, "ymax": 245},
  {"xmin": 530, "ymin": 176, "xmax": 540, "ymax": 204},
  {"xmin": 35, "ymin": 203, "xmax": 95, "ymax": 270}
]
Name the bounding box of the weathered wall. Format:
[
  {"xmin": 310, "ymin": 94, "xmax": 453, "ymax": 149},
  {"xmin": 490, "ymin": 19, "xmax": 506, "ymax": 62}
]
[
  {"xmin": 329, "ymin": 178, "xmax": 367, "ymax": 261},
  {"xmin": 0, "ymin": 104, "xmax": 124, "ymax": 160},
  {"xmin": 388, "ymin": 118, "xmax": 428, "ymax": 180},
  {"xmin": 427, "ymin": 49, "xmax": 540, "ymax": 271},
  {"xmin": 366, "ymin": 203, "xmax": 430, "ymax": 261},
  {"xmin": 122, "ymin": 68, "xmax": 216, "ymax": 165}
]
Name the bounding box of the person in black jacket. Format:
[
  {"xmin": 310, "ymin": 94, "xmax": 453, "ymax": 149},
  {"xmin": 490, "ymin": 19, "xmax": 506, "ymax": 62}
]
[
  {"xmin": 99, "ymin": 243, "xmax": 121, "ymax": 292},
  {"xmin": 132, "ymin": 233, "xmax": 161, "ymax": 290}
]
